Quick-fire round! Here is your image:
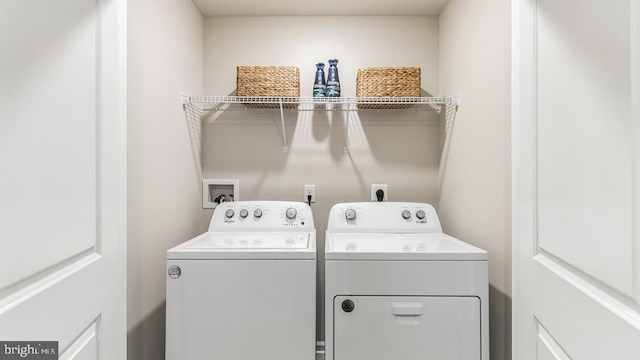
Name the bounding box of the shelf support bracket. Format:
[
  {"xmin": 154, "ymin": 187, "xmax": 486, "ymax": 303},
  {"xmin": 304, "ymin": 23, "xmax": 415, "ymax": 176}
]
[
  {"xmin": 450, "ymin": 94, "xmax": 461, "ymax": 107},
  {"xmin": 438, "ymin": 97, "xmax": 460, "ymax": 187},
  {"xmin": 181, "ymin": 94, "xmax": 191, "ymax": 111},
  {"xmin": 344, "ymin": 101, "xmax": 350, "ymax": 153},
  {"xmin": 279, "ymin": 98, "xmax": 288, "ymax": 152}
]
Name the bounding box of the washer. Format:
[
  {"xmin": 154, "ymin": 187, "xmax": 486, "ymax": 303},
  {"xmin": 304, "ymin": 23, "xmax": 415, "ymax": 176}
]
[
  {"xmin": 325, "ymin": 202, "xmax": 488, "ymax": 360},
  {"xmin": 166, "ymin": 201, "xmax": 316, "ymax": 360}
]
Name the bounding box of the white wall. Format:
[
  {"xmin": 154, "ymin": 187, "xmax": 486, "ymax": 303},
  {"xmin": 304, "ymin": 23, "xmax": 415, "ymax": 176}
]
[
  {"xmin": 438, "ymin": 0, "xmax": 512, "ymax": 359},
  {"xmin": 204, "ymin": 16, "xmax": 439, "ymax": 96},
  {"xmin": 202, "ymin": 16, "xmax": 441, "ymax": 339},
  {"xmin": 127, "ymin": 0, "xmax": 204, "ymax": 359}
]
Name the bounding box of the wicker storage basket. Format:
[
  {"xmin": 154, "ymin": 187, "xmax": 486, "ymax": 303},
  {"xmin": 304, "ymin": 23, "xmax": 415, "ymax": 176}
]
[
  {"xmin": 356, "ymin": 67, "xmax": 421, "ymax": 109},
  {"xmin": 236, "ymin": 66, "xmax": 300, "ymax": 108}
]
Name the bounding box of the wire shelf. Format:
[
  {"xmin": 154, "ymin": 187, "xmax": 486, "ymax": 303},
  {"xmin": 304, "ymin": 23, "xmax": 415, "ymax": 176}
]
[
  {"xmin": 181, "ymin": 94, "xmax": 460, "ymax": 185},
  {"xmin": 182, "ymin": 95, "xmax": 456, "ymax": 112}
]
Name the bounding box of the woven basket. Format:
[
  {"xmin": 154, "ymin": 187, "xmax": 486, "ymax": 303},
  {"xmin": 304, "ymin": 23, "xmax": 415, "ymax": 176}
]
[
  {"xmin": 356, "ymin": 67, "xmax": 421, "ymax": 109},
  {"xmin": 237, "ymin": 66, "xmax": 300, "ymax": 108}
]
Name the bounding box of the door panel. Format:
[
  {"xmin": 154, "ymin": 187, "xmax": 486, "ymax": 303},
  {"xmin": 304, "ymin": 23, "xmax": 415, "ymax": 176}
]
[
  {"xmin": 1, "ymin": 255, "xmax": 101, "ymax": 340},
  {"xmin": 333, "ymin": 296, "xmax": 481, "ymax": 360},
  {"xmin": 532, "ymin": 255, "xmax": 640, "ymax": 358},
  {"xmin": 513, "ymin": 0, "xmax": 640, "ymax": 359},
  {"xmin": 60, "ymin": 322, "xmax": 99, "ymax": 360},
  {"xmin": 0, "ymin": 0, "xmax": 98, "ymax": 292},
  {"xmin": 536, "ymin": 0, "xmax": 634, "ymax": 297},
  {"xmin": 536, "ymin": 324, "xmax": 570, "ymax": 360},
  {"xmin": 0, "ymin": 0, "xmax": 126, "ymax": 358}
]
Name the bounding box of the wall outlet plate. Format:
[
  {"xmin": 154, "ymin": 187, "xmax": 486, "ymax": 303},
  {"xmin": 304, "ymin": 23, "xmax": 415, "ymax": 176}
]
[
  {"xmin": 371, "ymin": 184, "xmax": 388, "ymax": 202},
  {"xmin": 304, "ymin": 184, "xmax": 316, "ymax": 203},
  {"xmin": 203, "ymin": 179, "xmax": 239, "ymax": 209}
]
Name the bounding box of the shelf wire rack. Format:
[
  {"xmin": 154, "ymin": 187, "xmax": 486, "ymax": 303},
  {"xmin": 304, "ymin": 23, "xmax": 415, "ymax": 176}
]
[{"xmin": 182, "ymin": 95, "xmax": 459, "ymax": 185}]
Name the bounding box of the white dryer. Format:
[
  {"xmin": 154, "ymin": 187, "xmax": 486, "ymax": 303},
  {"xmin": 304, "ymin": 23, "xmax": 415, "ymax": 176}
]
[
  {"xmin": 325, "ymin": 202, "xmax": 488, "ymax": 360},
  {"xmin": 166, "ymin": 201, "xmax": 316, "ymax": 360}
]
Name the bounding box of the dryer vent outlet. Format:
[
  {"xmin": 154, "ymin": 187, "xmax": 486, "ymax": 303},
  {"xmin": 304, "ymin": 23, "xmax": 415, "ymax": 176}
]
[{"xmin": 371, "ymin": 184, "xmax": 388, "ymax": 202}]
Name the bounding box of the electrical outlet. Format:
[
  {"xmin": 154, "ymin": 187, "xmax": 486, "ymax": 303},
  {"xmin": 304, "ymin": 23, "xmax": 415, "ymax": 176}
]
[
  {"xmin": 304, "ymin": 184, "xmax": 316, "ymax": 204},
  {"xmin": 371, "ymin": 184, "xmax": 388, "ymax": 202}
]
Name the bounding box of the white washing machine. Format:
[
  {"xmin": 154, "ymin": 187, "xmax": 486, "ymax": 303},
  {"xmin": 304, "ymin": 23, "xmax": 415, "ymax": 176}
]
[
  {"xmin": 166, "ymin": 201, "xmax": 316, "ymax": 360},
  {"xmin": 325, "ymin": 202, "xmax": 489, "ymax": 360}
]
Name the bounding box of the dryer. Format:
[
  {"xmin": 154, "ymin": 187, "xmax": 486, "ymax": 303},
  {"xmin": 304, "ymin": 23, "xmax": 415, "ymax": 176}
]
[
  {"xmin": 166, "ymin": 201, "xmax": 316, "ymax": 360},
  {"xmin": 325, "ymin": 202, "xmax": 488, "ymax": 360}
]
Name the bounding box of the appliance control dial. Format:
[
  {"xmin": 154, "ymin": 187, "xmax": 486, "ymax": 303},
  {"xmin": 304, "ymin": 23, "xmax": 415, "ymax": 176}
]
[
  {"xmin": 225, "ymin": 209, "xmax": 234, "ymax": 218},
  {"xmin": 254, "ymin": 209, "xmax": 263, "ymax": 218},
  {"xmin": 345, "ymin": 209, "xmax": 357, "ymax": 221},
  {"xmin": 402, "ymin": 210, "xmax": 412, "ymax": 220},
  {"xmin": 239, "ymin": 209, "xmax": 249, "ymax": 218},
  {"xmin": 416, "ymin": 210, "xmax": 426, "ymax": 220},
  {"xmin": 285, "ymin": 208, "xmax": 297, "ymax": 220}
]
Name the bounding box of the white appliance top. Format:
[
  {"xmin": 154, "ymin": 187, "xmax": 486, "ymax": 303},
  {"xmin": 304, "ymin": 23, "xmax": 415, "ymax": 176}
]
[
  {"xmin": 168, "ymin": 201, "xmax": 316, "ymax": 260},
  {"xmin": 325, "ymin": 202, "xmax": 487, "ymax": 261},
  {"xmin": 326, "ymin": 233, "xmax": 486, "ymax": 261}
]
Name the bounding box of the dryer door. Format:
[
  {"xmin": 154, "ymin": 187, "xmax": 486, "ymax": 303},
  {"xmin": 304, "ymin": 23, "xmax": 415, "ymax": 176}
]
[{"xmin": 333, "ymin": 296, "xmax": 481, "ymax": 360}]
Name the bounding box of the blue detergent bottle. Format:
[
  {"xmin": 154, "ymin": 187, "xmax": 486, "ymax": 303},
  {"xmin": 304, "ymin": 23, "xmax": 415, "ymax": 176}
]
[
  {"xmin": 326, "ymin": 59, "xmax": 341, "ymax": 97},
  {"xmin": 313, "ymin": 63, "xmax": 326, "ymax": 97}
]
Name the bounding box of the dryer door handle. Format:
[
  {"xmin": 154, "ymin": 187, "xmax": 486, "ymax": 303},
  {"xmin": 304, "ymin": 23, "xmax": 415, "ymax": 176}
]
[{"xmin": 391, "ymin": 302, "xmax": 423, "ymax": 316}]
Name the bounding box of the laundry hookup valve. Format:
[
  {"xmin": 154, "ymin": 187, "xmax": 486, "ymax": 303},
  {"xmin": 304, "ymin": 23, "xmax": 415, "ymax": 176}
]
[{"xmin": 214, "ymin": 193, "xmax": 234, "ymax": 204}]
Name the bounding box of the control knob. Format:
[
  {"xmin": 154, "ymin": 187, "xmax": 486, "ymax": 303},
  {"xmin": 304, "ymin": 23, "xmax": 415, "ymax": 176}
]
[
  {"xmin": 254, "ymin": 209, "xmax": 263, "ymax": 218},
  {"xmin": 239, "ymin": 209, "xmax": 249, "ymax": 218},
  {"xmin": 416, "ymin": 210, "xmax": 426, "ymax": 220},
  {"xmin": 401, "ymin": 210, "xmax": 411, "ymax": 220},
  {"xmin": 225, "ymin": 209, "xmax": 234, "ymax": 219},
  {"xmin": 285, "ymin": 208, "xmax": 297, "ymax": 220},
  {"xmin": 345, "ymin": 209, "xmax": 357, "ymax": 221}
]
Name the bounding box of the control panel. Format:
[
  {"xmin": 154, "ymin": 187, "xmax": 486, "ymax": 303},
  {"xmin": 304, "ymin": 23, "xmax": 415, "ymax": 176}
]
[
  {"xmin": 209, "ymin": 201, "xmax": 314, "ymax": 232},
  {"xmin": 327, "ymin": 202, "xmax": 442, "ymax": 234}
]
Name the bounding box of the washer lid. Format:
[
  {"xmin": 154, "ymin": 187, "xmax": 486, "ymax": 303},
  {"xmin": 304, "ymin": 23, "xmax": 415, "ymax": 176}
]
[
  {"xmin": 167, "ymin": 232, "xmax": 316, "ymax": 260},
  {"xmin": 325, "ymin": 233, "xmax": 487, "ymax": 261}
]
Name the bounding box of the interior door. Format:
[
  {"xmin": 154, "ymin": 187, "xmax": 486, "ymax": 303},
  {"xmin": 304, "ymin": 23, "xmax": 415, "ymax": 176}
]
[
  {"xmin": 0, "ymin": 0, "xmax": 126, "ymax": 359},
  {"xmin": 513, "ymin": 0, "xmax": 640, "ymax": 359}
]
